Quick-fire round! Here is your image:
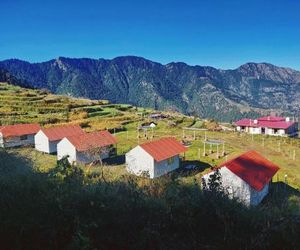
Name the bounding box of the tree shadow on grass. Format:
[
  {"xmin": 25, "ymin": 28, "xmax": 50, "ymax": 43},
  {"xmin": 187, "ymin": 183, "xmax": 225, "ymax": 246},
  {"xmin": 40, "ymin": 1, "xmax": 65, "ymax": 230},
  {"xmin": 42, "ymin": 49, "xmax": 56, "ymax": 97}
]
[
  {"xmin": 0, "ymin": 149, "xmax": 33, "ymax": 175},
  {"xmin": 103, "ymin": 154, "xmax": 125, "ymax": 165},
  {"xmin": 271, "ymin": 182, "xmax": 300, "ymax": 195},
  {"xmin": 175, "ymin": 160, "xmax": 212, "ymax": 177},
  {"xmin": 0, "ymin": 149, "xmax": 55, "ymax": 249},
  {"xmin": 262, "ymin": 181, "xmax": 300, "ymax": 207}
]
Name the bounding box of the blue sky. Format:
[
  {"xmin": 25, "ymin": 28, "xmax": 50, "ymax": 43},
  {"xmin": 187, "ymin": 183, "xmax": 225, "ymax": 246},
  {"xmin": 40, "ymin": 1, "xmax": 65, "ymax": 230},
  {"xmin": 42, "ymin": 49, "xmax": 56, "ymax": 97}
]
[{"xmin": 1, "ymin": 0, "xmax": 300, "ymax": 69}]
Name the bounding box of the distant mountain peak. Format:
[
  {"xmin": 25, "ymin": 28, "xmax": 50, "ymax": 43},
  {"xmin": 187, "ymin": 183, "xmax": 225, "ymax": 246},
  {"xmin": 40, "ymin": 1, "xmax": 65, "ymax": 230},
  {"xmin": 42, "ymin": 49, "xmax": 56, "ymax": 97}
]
[
  {"xmin": 237, "ymin": 62, "xmax": 300, "ymax": 83},
  {"xmin": 0, "ymin": 56, "xmax": 299, "ymax": 121},
  {"xmin": 166, "ymin": 62, "xmax": 189, "ymax": 68},
  {"xmin": 238, "ymin": 62, "xmax": 276, "ymax": 72},
  {"xmin": 112, "ymin": 55, "xmax": 147, "ymax": 60},
  {"xmin": 53, "ymin": 57, "xmax": 68, "ymax": 71}
]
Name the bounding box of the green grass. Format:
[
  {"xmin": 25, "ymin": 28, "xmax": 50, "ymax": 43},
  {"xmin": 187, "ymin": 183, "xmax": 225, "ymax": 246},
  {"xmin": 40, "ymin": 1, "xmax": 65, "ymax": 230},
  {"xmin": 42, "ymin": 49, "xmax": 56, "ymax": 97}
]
[
  {"xmin": 0, "ymin": 82, "xmax": 148, "ymax": 128},
  {"xmin": 6, "ymin": 117, "xmax": 299, "ymax": 189},
  {"xmin": 1, "ymin": 82, "xmax": 300, "ymax": 189},
  {"xmin": 1, "ymin": 83, "xmax": 300, "ymax": 249},
  {"xmin": 6, "ymin": 147, "xmax": 57, "ymax": 173},
  {"xmin": 114, "ymin": 120, "xmax": 300, "ymax": 187}
]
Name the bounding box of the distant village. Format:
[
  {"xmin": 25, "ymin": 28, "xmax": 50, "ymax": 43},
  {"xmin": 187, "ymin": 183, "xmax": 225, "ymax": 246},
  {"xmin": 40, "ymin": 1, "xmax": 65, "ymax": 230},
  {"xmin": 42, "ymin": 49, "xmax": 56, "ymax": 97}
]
[{"xmin": 0, "ymin": 114, "xmax": 298, "ymax": 206}]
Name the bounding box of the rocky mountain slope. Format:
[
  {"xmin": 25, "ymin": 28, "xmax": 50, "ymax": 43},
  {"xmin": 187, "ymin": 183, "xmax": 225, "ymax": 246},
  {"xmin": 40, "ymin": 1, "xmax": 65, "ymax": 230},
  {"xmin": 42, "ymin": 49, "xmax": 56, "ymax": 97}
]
[
  {"xmin": 1, "ymin": 56, "xmax": 299, "ymax": 121},
  {"xmin": 0, "ymin": 68, "xmax": 30, "ymax": 88}
]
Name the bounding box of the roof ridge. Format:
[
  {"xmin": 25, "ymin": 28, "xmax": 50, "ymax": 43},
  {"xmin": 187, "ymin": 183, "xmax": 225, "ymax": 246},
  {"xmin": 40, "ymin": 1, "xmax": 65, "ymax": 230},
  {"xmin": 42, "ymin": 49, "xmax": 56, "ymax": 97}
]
[
  {"xmin": 217, "ymin": 150, "xmax": 255, "ymax": 167},
  {"xmin": 139, "ymin": 137, "xmax": 187, "ymax": 162},
  {"xmin": 41, "ymin": 124, "xmax": 84, "ymax": 141},
  {"xmin": 0, "ymin": 123, "xmax": 41, "ymax": 138},
  {"xmin": 221, "ymin": 150, "xmax": 279, "ymax": 191},
  {"xmin": 140, "ymin": 136, "xmax": 176, "ymax": 146},
  {"xmin": 64, "ymin": 130, "xmax": 116, "ymax": 151}
]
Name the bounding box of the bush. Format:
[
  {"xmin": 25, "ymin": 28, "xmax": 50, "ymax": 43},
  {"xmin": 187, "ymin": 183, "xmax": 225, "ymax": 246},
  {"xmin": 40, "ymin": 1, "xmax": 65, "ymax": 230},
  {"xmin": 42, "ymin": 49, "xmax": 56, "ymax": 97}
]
[{"xmin": 0, "ymin": 153, "xmax": 300, "ymax": 249}]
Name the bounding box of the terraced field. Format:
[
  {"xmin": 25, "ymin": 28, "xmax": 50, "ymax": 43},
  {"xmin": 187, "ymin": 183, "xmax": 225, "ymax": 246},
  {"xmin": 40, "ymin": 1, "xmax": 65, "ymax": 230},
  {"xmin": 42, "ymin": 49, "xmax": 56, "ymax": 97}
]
[{"xmin": 0, "ymin": 82, "xmax": 147, "ymax": 130}]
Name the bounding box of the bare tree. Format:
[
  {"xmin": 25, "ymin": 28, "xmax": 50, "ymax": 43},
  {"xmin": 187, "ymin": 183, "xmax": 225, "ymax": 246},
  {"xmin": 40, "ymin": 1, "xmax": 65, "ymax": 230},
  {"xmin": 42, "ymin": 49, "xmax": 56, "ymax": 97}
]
[
  {"xmin": 86, "ymin": 145, "xmax": 110, "ymax": 167},
  {"xmin": 85, "ymin": 145, "xmax": 112, "ymax": 183}
]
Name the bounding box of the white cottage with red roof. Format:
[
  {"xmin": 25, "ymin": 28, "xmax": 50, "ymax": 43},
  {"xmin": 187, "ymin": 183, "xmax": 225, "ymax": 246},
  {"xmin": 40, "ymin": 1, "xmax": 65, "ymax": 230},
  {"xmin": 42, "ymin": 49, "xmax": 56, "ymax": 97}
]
[
  {"xmin": 0, "ymin": 123, "xmax": 41, "ymax": 148},
  {"xmin": 57, "ymin": 130, "xmax": 117, "ymax": 164},
  {"xmin": 202, "ymin": 151, "xmax": 279, "ymax": 206},
  {"xmin": 34, "ymin": 124, "xmax": 84, "ymax": 153},
  {"xmin": 235, "ymin": 116, "xmax": 298, "ymax": 137},
  {"xmin": 126, "ymin": 137, "xmax": 187, "ymax": 178}
]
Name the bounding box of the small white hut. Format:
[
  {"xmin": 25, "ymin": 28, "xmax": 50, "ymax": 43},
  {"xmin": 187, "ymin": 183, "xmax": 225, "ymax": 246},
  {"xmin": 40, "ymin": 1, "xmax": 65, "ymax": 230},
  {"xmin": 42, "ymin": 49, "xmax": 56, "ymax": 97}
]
[
  {"xmin": 202, "ymin": 150, "xmax": 280, "ymax": 206},
  {"xmin": 57, "ymin": 130, "xmax": 117, "ymax": 164},
  {"xmin": 126, "ymin": 137, "xmax": 187, "ymax": 178},
  {"xmin": 34, "ymin": 124, "xmax": 84, "ymax": 154},
  {"xmin": 0, "ymin": 123, "xmax": 41, "ymax": 148}
]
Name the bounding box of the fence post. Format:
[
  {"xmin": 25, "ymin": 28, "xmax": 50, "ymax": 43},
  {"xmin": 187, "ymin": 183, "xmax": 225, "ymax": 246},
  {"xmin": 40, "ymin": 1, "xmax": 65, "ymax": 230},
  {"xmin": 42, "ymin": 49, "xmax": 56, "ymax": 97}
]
[{"xmin": 293, "ymin": 150, "xmax": 296, "ymax": 161}]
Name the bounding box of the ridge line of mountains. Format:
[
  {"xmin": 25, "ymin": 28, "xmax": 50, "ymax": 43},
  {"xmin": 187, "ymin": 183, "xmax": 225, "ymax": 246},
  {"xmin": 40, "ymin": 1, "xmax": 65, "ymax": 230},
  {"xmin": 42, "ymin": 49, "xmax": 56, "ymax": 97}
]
[{"xmin": 1, "ymin": 56, "xmax": 300, "ymax": 122}]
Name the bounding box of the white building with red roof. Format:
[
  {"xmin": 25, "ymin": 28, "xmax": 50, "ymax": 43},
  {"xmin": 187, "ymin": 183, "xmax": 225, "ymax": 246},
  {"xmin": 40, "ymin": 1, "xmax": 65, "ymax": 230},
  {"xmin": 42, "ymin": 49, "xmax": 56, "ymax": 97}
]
[
  {"xmin": 126, "ymin": 137, "xmax": 187, "ymax": 178},
  {"xmin": 0, "ymin": 123, "xmax": 41, "ymax": 148},
  {"xmin": 202, "ymin": 151, "xmax": 280, "ymax": 206},
  {"xmin": 34, "ymin": 124, "xmax": 84, "ymax": 153},
  {"xmin": 235, "ymin": 116, "xmax": 298, "ymax": 137},
  {"xmin": 57, "ymin": 130, "xmax": 117, "ymax": 164}
]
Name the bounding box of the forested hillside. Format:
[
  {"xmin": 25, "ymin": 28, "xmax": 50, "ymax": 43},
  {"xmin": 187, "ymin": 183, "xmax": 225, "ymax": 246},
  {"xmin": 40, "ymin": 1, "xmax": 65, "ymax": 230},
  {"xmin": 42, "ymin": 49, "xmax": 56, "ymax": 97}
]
[{"xmin": 1, "ymin": 57, "xmax": 299, "ymax": 121}]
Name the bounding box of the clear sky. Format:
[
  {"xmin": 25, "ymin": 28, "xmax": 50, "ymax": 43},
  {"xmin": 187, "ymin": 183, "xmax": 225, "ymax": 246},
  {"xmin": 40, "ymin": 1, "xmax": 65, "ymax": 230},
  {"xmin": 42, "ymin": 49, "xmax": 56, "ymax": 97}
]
[{"xmin": 1, "ymin": 0, "xmax": 300, "ymax": 69}]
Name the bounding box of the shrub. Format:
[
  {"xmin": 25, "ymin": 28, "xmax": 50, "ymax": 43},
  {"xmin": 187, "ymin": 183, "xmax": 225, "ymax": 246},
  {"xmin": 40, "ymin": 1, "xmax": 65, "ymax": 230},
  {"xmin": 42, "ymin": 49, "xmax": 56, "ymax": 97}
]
[{"xmin": 1, "ymin": 153, "xmax": 300, "ymax": 250}]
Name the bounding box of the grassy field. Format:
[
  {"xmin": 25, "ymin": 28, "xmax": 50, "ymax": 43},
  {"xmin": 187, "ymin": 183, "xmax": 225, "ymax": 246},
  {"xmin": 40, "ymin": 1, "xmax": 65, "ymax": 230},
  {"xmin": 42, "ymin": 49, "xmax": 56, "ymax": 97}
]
[
  {"xmin": 2, "ymin": 82, "xmax": 300, "ymax": 248},
  {"xmin": 1, "ymin": 81, "xmax": 300, "ymax": 189}
]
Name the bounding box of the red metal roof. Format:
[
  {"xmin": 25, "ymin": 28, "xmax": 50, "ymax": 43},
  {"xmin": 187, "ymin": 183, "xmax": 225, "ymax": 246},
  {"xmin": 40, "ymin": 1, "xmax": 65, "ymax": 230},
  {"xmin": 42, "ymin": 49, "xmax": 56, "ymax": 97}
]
[
  {"xmin": 41, "ymin": 124, "xmax": 84, "ymax": 141},
  {"xmin": 220, "ymin": 150, "xmax": 279, "ymax": 191},
  {"xmin": 258, "ymin": 116, "xmax": 285, "ymax": 122},
  {"xmin": 235, "ymin": 118, "xmax": 251, "ymax": 127},
  {"xmin": 0, "ymin": 123, "xmax": 41, "ymax": 138},
  {"xmin": 140, "ymin": 137, "xmax": 187, "ymax": 162},
  {"xmin": 235, "ymin": 117, "xmax": 295, "ymax": 129},
  {"xmin": 66, "ymin": 130, "xmax": 117, "ymax": 152}
]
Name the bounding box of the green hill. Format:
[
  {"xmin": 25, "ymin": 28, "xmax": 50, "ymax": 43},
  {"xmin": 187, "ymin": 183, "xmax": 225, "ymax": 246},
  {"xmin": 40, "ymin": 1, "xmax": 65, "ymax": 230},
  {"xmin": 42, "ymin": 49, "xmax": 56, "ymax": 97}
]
[{"xmin": 0, "ymin": 82, "xmax": 148, "ymax": 131}]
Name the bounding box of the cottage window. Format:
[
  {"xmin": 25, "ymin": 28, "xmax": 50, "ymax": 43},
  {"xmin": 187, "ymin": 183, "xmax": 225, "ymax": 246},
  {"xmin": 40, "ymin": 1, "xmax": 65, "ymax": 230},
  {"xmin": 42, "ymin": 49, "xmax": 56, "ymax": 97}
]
[
  {"xmin": 167, "ymin": 157, "xmax": 174, "ymax": 165},
  {"xmin": 20, "ymin": 135, "xmax": 28, "ymax": 140}
]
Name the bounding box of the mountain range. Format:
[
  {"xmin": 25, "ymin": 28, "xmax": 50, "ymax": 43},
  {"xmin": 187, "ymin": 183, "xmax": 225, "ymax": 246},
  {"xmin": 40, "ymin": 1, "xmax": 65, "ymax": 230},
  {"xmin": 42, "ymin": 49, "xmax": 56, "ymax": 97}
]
[{"xmin": 1, "ymin": 56, "xmax": 300, "ymax": 121}]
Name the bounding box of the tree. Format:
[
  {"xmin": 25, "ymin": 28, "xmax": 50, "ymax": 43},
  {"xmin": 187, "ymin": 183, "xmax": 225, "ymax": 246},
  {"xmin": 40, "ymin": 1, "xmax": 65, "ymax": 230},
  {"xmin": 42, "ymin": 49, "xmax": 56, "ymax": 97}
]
[
  {"xmin": 86, "ymin": 146, "xmax": 110, "ymax": 167},
  {"xmin": 49, "ymin": 156, "xmax": 84, "ymax": 183},
  {"xmin": 85, "ymin": 145, "xmax": 112, "ymax": 183},
  {"xmin": 202, "ymin": 168, "xmax": 224, "ymax": 195},
  {"xmin": 205, "ymin": 120, "xmax": 219, "ymax": 131}
]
